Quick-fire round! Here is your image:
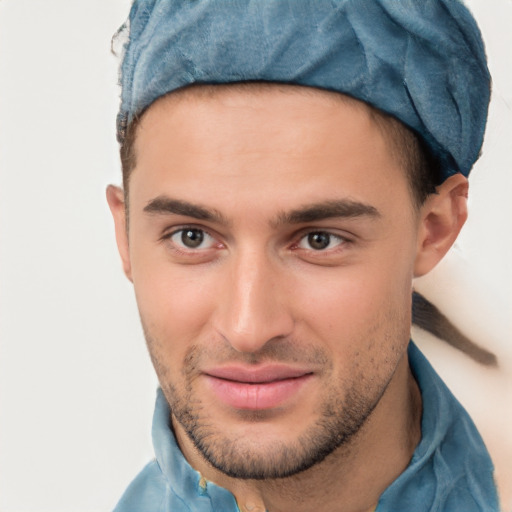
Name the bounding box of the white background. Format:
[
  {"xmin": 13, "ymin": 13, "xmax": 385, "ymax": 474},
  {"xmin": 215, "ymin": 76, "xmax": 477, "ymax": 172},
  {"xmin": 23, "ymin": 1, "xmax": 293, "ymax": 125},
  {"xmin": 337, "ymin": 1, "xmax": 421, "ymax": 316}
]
[{"xmin": 0, "ymin": 1, "xmax": 510, "ymax": 511}]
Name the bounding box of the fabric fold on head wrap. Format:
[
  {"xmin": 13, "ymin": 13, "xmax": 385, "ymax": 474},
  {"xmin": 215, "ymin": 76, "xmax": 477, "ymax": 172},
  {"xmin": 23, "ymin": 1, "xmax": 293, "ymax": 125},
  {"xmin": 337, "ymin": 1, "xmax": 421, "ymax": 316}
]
[{"xmin": 117, "ymin": 0, "xmax": 491, "ymax": 183}]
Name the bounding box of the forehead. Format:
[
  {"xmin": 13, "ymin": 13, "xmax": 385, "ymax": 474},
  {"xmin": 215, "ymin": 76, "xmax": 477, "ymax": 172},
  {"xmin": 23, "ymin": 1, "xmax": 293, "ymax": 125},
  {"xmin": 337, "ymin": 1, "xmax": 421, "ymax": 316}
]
[
  {"xmin": 128, "ymin": 84, "xmax": 413, "ymax": 219},
  {"xmin": 133, "ymin": 84, "xmax": 384, "ymax": 158}
]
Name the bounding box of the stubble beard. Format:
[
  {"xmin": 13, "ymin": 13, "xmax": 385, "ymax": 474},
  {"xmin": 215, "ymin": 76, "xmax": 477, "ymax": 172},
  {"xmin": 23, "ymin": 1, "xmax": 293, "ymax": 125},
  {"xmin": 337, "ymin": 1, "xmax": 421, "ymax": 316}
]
[
  {"xmin": 167, "ymin": 378, "xmax": 386, "ymax": 480},
  {"xmin": 147, "ymin": 335, "xmax": 402, "ymax": 481}
]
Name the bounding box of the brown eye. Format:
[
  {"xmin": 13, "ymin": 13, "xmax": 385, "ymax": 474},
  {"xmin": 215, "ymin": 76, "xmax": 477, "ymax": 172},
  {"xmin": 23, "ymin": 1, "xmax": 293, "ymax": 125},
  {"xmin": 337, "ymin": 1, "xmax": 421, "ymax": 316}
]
[
  {"xmin": 169, "ymin": 228, "xmax": 216, "ymax": 250},
  {"xmin": 181, "ymin": 229, "xmax": 204, "ymax": 248},
  {"xmin": 307, "ymin": 232, "xmax": 331, "ymax": 250},
  {"xmin": 297, "ymin": 231, "xmax": 345, "ymax": 251}
]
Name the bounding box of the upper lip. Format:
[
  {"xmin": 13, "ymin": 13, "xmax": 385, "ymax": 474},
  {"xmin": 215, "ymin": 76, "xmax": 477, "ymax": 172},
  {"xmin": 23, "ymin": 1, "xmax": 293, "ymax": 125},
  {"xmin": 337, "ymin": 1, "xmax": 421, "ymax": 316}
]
[{"xmin": 204, "ymin": 365, "xmax": 313, "ymax": 384}]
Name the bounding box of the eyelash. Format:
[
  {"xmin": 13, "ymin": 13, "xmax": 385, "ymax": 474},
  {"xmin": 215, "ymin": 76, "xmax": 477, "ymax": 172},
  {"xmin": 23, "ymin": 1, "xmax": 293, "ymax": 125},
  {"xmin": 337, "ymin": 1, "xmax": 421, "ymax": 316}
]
[
  {"xmin": 293, "ymin": 231, "xmax": 349, "ymax": 252},
  {"xmin": 160, "ymin": 226, "xmax": 221, "ymax": 254},
  {"xmin": 160, "ymin": 226, "xmax": 352, "ymax": 258}
]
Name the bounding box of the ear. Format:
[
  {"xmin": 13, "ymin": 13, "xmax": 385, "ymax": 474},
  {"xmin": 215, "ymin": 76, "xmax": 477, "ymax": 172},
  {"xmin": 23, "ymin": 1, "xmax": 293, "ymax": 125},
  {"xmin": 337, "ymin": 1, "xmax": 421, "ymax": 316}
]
[
  {"xmin": 414, "ymin": 174, "xmax": 468, "ymax": 277},
  {"xmin": 106, "ymin": 185, "xmax": 133, "ymax": 282}
]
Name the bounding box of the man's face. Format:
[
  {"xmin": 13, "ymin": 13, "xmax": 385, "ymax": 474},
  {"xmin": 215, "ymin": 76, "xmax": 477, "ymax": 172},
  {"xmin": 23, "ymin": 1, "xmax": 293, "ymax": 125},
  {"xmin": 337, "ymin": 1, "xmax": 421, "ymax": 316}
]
[{"xmin": 121, "ymin": 86, "xmax": 421, "ymax": 479}]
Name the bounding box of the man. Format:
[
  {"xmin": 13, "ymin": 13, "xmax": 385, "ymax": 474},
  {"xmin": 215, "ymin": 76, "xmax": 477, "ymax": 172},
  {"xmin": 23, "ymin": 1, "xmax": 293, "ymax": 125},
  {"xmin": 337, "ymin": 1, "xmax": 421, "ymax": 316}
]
[{"xmin": 107, "ymin": 1, "xmax": 499, "ymax": 510}]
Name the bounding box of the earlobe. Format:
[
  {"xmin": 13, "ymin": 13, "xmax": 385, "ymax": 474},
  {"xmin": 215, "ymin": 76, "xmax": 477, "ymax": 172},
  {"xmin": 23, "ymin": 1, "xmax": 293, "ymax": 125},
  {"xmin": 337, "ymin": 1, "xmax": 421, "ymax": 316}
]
[
  {"xmin": 414, "ymin": 174, "xmax": 468, "ymax": 277},
  {"xmin": 106, "ymin": 185, "xmax": 133, "ymax": 282}
]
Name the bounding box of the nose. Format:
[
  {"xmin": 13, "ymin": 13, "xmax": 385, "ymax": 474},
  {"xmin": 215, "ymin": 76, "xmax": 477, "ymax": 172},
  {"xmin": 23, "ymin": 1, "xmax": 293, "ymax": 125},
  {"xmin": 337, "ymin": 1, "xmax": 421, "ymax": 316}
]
[{"xmin": 213, "ymin": 249, "xmax": 294, "ymax": 353}]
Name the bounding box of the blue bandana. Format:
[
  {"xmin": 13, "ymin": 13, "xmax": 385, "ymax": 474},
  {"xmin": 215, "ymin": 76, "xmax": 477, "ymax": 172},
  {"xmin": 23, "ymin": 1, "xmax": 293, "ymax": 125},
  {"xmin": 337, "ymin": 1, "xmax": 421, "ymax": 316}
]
[{"xmin": 117, "ymin": 0, "xmax": 491, "ymax": 183}]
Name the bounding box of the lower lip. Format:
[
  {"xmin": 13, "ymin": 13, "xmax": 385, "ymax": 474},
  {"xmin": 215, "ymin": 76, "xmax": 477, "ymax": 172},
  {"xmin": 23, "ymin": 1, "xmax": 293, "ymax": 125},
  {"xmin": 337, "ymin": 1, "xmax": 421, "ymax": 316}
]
[{"xmin": 205, "ymin": 374, "xmax": 313, "ymax": 410}]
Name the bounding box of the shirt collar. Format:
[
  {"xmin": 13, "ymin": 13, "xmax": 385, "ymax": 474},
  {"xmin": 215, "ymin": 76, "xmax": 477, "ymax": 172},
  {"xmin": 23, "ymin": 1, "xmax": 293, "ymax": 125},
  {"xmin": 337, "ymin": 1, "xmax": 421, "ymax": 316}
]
[
  {"xmin": 151, "ymin": 341, "xmax": 496, "ymax": 511},
  {"xmin": 152, "ymin": 388, "xmax": 239, "ymax": 511}
]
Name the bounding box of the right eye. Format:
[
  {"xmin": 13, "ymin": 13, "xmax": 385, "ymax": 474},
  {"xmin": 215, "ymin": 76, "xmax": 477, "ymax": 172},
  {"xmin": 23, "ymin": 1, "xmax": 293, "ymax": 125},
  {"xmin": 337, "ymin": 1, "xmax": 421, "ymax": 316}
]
[{"xmin": 168, "ymin": 228, "xmax": 217, "ymax": 250}]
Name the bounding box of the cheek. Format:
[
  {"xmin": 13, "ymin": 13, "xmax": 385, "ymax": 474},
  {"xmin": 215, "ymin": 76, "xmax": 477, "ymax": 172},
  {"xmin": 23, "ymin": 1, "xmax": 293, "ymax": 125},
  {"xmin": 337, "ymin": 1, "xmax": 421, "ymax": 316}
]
[
  {"xmin": 130, "ymin": 251, "xmax": 217, "ymax": 367},
  {"xmin": 297, "ymin": 255, "xmax": 414, "ymax": 348}
]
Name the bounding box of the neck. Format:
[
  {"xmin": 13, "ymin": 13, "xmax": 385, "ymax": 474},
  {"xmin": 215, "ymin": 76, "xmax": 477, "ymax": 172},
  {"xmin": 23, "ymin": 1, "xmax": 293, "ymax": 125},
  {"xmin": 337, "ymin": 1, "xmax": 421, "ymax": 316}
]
[{"xmin": 175, "ymin": 354, "xmax": 422, "ymax": 512}]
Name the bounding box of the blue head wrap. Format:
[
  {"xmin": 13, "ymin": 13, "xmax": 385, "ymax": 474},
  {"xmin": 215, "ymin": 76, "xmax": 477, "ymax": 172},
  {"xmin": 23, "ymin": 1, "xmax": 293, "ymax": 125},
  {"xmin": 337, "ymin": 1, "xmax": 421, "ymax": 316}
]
[{"xmin": 117, "ymin": 0, "xmax": 491, "ymax": 183}]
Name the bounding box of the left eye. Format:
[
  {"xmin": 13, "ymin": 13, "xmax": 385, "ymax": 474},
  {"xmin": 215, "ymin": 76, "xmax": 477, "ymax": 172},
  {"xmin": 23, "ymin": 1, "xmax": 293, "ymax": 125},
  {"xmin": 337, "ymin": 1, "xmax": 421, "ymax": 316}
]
[
  {"xmin": 169, "ymin": 228, "xmax": 216, "ymax": 250},
  {"xmin": 297, "ymin": 231, "xmax": 345, "ymax": 251}
]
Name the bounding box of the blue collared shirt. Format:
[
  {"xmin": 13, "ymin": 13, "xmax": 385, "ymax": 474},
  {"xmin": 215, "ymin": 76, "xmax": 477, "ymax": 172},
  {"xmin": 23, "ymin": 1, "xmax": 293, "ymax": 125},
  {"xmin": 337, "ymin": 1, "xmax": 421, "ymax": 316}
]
[{"xmin": 113, "ymin": 342, "xmax": 499, "ymax": 511}]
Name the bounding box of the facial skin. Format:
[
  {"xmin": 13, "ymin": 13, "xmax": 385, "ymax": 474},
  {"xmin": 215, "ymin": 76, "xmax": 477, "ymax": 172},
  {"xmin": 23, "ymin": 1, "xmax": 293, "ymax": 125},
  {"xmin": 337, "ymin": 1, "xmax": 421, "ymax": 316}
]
[{"xmin": 108, "ymin": 85, "xmax": 468, "ymax": 512}]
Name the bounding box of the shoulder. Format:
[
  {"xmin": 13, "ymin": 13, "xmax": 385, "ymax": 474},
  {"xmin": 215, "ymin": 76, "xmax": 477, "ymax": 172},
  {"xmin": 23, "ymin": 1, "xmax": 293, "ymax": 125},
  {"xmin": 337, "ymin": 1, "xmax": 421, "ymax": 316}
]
[
  {"xmin": 113, "ymin": 459, "xmax": 203, "ymax": 512},
  {"xmin": 113, "ymin": 460, "xmax": 168, "ymax": 512},
  {"xmin": 376, "ymin": 343, "xmax": 500, "ymax": 511}
]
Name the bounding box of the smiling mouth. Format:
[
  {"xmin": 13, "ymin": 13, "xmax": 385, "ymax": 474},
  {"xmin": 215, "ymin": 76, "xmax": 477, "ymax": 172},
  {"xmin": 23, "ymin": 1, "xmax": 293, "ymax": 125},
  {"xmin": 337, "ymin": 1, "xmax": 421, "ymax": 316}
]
[{"xmin": 203, "ymin": 366, "xmax": 314, "ymax": 410}]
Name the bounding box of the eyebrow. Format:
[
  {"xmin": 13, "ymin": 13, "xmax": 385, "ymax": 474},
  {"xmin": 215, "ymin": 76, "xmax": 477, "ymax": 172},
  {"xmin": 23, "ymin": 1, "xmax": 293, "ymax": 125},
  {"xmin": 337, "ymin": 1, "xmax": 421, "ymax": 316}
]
[
  {"xmin": 143, "ymin": 196, "xmax": 380, "ymax": 227},
  {"xmin": 143, "ymin": 196, "xmax": 228, "ymax": 224},
  {"xmin": 274, "ymin": 199, "xmax": 381, "ymax": 225}
]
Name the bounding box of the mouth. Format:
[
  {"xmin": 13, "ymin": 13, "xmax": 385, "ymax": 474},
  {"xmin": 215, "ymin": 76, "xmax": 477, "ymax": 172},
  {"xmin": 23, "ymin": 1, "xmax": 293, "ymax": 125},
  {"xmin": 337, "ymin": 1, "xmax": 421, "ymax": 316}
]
[{"xmin": 203, "ymin": 365, "xmax": 314, "ymax": 410}]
